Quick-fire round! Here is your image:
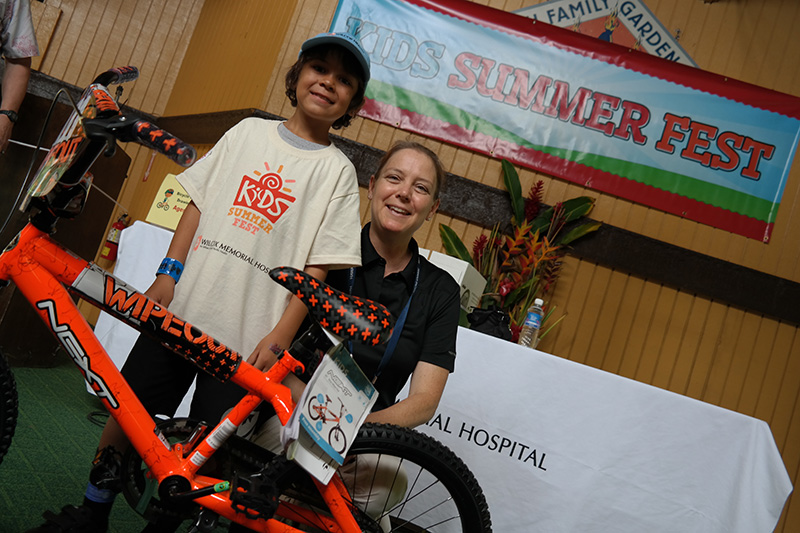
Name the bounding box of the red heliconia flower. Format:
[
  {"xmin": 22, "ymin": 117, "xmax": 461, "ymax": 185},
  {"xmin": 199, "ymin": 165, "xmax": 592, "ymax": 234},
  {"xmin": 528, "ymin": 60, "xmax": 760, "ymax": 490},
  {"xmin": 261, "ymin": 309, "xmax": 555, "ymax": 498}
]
[
  {"xmin": 510, "ymin": 323, "xmax": 521, "ymax": 343},
  {"xmin": 473, "ymin": 234, "xmax": 488, "ymax": 264},
  {"xmin": 525, "ymin": 180, "xmax": 545, "ymax": 221}
]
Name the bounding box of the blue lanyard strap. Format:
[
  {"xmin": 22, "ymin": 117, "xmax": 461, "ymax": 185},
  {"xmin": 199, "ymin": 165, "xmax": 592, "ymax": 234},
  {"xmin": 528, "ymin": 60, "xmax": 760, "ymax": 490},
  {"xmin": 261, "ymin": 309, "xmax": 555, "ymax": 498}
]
[{"xmin": 349, "ymin": 263, "xmax": 420, "ymax": 382}]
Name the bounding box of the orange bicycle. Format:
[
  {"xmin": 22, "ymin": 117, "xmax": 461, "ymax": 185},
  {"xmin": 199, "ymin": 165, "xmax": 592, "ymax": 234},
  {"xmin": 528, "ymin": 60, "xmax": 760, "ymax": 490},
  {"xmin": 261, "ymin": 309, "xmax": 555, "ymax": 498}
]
[{"xmin": 0, "ymin": 67, "xmax": 492, "ymax": 532}]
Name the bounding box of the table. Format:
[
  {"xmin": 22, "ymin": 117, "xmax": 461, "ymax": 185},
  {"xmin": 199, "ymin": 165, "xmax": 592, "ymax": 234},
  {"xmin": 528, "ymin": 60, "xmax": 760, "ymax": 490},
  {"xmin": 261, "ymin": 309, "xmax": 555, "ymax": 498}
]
[
  {"xmin": 412, "ymin": 328, "xmax": 793, "ymax": 532},
  {"xmin": 96, "ymin": 221, "xmax": 793, "ymax": 532}
]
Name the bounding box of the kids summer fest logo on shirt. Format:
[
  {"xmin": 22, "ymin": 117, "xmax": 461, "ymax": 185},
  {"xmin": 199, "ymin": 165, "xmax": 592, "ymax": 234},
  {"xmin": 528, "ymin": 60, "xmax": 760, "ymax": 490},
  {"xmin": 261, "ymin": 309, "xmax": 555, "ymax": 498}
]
[
  {"xmin": 192, "ymin": 161, "xmax": 297, "ymax": 273},
  {"xmin": 228, "ymin": 161, "xmax": 297, "ymax": 235}
]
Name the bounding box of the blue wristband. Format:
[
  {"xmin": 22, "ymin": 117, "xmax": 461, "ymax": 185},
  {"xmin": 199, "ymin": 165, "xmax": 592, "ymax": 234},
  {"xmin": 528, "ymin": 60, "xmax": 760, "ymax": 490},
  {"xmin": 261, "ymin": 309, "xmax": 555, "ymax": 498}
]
[{"xmin": 157, "ymin": 257, "xmax": 184, "ymax": 283}]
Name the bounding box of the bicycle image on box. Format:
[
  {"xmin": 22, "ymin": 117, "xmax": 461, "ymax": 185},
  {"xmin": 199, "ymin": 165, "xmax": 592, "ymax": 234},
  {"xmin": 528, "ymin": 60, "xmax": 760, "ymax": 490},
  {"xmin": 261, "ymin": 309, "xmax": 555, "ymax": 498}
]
[{"xmin": 0, "ymin": 67, "xmax": 492, "ymax": 533}]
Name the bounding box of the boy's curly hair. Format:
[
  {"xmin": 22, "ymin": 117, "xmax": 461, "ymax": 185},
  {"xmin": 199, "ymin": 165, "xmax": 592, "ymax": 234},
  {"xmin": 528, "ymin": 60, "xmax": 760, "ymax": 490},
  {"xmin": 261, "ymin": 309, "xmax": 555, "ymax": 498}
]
[{"xmin": 285, "ymin": 45, "xmax": 367, "ymax": 130}]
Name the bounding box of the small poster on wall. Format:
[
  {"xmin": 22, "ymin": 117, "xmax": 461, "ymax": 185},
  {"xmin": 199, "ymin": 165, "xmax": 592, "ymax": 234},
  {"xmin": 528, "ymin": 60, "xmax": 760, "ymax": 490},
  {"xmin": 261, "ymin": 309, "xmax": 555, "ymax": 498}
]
[{"xmin": 145, "ymin": 174, "xmax": 191, "ymax": 230}]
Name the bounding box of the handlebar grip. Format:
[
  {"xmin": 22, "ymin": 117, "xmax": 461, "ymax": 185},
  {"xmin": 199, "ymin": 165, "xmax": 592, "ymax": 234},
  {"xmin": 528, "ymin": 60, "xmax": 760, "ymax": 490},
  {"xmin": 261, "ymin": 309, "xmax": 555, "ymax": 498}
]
[
  {"xmin": 133, "ymin": 120, "xmax": 197, "ymax": 167},
  {"xmin": 92, "ymin": 66, "xmax": 140, "ymax": 86}
]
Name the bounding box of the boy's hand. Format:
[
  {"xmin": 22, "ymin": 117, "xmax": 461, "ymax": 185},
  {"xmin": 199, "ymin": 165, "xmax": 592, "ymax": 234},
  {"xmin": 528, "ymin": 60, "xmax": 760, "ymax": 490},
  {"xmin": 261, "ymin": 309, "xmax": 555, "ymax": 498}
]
[
  {"xmin": 145, "ymin": 275, "xmax": 176, "ymax": 306},
  {"xmin": 248, "ymin": 331, "xmax": 294, "ymax": 371}
]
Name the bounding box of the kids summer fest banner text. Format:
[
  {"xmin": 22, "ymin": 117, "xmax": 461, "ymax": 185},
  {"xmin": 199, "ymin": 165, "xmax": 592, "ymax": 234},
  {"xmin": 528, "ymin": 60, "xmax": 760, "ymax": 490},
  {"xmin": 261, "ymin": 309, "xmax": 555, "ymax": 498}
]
[{"xmin": 331, "ymin": 0, "xmax": 800, "ymax": 242}]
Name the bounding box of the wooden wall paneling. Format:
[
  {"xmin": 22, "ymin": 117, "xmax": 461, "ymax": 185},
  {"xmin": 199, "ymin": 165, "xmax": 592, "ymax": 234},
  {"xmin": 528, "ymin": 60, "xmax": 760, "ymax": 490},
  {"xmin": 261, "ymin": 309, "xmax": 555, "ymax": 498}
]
[
  {"xmin": 547, "ymin": 254, "xmax": 582, "ymax": 354},
  {"xmin": 753, "ymin": 323, "xmax": 797, "ymax": 427},
  {"xmin": 708, "ymin": 2, "xmax": 745, "ymax": 79},
  {"xmin": 777, "ymin": 398, "xmax": 800, "ymax": 528},
  {"xmin": 126, "ymin": 2, "xmax": 179, "ymax": 112},
  {"xmin": 634, "ymin": 286, "xmax": 674, "ymax": 384},
  {"xmin": 584, "ymin": 268, "xmax": 625, "ymax": 370},
  {"xmin": 555, "ymin": 258, "xmax": 600, "ymax": 362},
  {"xmin": 684, "ymin": 300, "xmax": 726, "ymax": 399},
  {"xmin": 62, "ymin": 0, "xmax": 102, "ymax": 84},
  {"xmin": 770, "ymin": 333, "xmax": 800, "ymax": 451},
  {"xmin": 773, "ymin": 174, "xmax": 800, "ymax": 279},
  {"xmin": 732, "ymin": 317, "xmax": 777, "ymax": 415},
  {"xmin": 742, "ymin": 1, "xmax": 775, "ymax": 87},
  {"xmin": 358, "ymin": 188, "xmax": 370, "ymax": 224},
  {"xmin": 39, "ymin": 0, "xmax": 76, "ymax": 81},
  {"xmin": 701, "ymin": 307, "xmax": 741, "ymax": 405},
  {"xmin": 616, "ymin": 279, "xmax": 657, "ymax": 379},
  {"xmin": 145, "ymin": 1, "xmax": 202, "ymax": 116},
  {"xmin": 673, "ymin": 1, "xmax": 707, "ymax": 61},
  {"xmin": 602, "ymin": 273, "xmax": 640, "ymax": 375},
  {"xmin": 771, "ymin": 1, "xmax": 800, "ymax": 96},
  {"xmin": 353, "ymin": 118, "xmax": 380, "ymax": 150},
  {"xmin": 647, "ymin": 0, "xmax": 679, "ymax": 45},
  {"xmin": 259, "ymin": 0, "xmax": 303, "ymax": 118},
  {"xmin": 668, "ymin": 296, "xmax": 710, "ymax": 395},
  {"xmin": 687, "ymin": 217, "xmax": 713, "ymax": 258},
  {"xmin": 717, "ymin": 311, "xmax": 760, "ymax": 411},
  {"xmin": 651, "ymin": 289, "xmax": 690, "ymax": 391},
  {"xmin": 80, "ymin": 0, "xmax": 120, "ymax": 84},
  {"xmin": 613, "ymin": 276, "xmax": 652, "ymax": 380},
  {"xmin": 105, "ymin": 1, "xmax": 145, "ymax": 81},
  {"xmin": 753, "ymin": 1, "xmax": 790, "ymax": 90},
  {"xmin": 29, "ymin": 1, "xmax": 61, "ymax": 71},
  {"xmin": 97, "ymin": 0, "xmax": 135, "ymax": 76}
]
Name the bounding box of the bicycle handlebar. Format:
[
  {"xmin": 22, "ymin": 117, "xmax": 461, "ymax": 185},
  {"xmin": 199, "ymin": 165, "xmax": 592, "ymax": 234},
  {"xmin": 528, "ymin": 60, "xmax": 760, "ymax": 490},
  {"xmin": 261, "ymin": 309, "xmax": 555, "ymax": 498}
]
[
  {"xmin": 130, "ymin": 119, "xmax": 196, "ymax": 167},
  {"xmin": 84, "ymin": 115, "xmax": 197, "ymax": 168},
  {"xmin": 92, "ymin": 65, "xmax": 140, "ymax": 86}
]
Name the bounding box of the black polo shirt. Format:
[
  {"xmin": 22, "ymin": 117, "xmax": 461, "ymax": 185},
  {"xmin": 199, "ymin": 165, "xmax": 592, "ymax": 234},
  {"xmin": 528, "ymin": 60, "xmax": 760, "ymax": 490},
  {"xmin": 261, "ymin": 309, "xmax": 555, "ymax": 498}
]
[{"xmin": 325, "ymin": 224, "xmax": 460, "ymax": 411}]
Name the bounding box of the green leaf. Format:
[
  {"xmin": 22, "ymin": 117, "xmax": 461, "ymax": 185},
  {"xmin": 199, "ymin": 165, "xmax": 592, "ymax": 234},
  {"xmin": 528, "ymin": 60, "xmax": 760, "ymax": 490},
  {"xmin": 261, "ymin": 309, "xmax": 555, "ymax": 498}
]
[
  {"xmin": 501, "ymin": 159, "xmax": 525, "ymax": 225},
  {"xmin": 559, "ymin": 221, "xmax": 602, "ymax": 246},
  {"xmin": 561, "ymin": 196, "xmax": 595, "ymax": 222},
  {"xmin": 530, "ymin": 196, "xmax": 596, "ymax": 236},
  {"xmin": 438, "ymin": 224, "xmax": 474, "ymax": 265}
]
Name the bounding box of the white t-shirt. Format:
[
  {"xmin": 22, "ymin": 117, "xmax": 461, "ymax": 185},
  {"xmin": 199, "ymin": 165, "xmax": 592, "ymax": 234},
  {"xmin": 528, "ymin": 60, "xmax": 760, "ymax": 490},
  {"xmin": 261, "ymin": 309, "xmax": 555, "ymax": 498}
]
[{"xmin": 171, "ymin": 118, "xmax": 361, "ymax": 356}]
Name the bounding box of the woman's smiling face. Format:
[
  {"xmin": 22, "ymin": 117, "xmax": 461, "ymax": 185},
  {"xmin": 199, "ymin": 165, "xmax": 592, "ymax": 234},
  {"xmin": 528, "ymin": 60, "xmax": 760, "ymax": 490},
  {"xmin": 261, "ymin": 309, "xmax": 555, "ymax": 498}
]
[{"xmin": 369, "ymin": 148, "xmax": 440, "ymax": 239}]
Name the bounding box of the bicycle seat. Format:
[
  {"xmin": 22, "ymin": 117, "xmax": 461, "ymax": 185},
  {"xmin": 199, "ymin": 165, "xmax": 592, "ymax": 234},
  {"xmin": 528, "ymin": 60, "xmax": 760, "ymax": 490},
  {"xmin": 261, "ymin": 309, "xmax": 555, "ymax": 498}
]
[{"xmin": 269, "ymin": 266, "xmax": 395, "ymax": 346}]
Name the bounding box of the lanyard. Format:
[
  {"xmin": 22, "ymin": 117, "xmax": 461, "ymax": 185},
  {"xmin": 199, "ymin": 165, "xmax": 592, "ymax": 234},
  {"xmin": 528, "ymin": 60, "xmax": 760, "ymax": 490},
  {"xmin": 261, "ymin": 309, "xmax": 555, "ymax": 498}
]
[{"xmin": 348, "ymin": 262, "xmax": 420, "ymax": 383}]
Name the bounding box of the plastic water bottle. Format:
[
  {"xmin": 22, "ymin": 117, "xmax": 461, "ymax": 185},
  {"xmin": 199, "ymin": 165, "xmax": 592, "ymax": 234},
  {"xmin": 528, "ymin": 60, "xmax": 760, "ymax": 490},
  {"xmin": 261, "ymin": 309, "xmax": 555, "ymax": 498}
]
[{"xmin": 518, "ymin": 298, "xmax": 544, "ymax": 348}]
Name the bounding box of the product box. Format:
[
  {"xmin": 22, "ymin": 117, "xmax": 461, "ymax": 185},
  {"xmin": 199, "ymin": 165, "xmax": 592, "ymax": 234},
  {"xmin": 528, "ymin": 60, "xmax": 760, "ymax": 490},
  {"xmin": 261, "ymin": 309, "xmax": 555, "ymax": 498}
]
[
  {"xmin": 422, "ymin": 249, "xmax": 487, "ymax": 313},
  {"xmin": 145, "ymin": 173, "xmax": 191, "ymax": 230}
]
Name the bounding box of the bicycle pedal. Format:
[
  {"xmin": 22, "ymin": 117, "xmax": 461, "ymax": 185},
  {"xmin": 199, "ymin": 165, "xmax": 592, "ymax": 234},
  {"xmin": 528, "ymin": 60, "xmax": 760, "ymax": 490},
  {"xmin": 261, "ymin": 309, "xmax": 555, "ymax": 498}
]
[{"xmin": 230, "ymin": 471, "xmax": 279, "ymax": 521}]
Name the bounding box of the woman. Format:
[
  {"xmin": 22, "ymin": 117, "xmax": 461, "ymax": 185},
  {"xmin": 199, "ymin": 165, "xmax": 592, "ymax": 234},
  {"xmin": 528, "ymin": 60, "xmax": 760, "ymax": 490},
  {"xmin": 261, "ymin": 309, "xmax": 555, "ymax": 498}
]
[{"xmin": 330, "ymin": 140, "xmax": 460, "ymax": 427}]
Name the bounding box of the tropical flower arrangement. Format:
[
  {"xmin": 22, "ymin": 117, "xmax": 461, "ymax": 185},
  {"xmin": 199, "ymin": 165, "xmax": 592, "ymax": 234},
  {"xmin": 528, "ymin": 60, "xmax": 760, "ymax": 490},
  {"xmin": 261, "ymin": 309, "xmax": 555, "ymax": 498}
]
[{"xmin": 439, "ymin": 160, "xmax": 601, "ymax": 343}]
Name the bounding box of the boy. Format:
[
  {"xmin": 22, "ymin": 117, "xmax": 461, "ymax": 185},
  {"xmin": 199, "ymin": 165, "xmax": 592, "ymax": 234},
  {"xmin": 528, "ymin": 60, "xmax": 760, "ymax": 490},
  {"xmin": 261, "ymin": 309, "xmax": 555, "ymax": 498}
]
[{"xmin": 28, "ymin": 31, "xmax": 371, "ymax": 533}]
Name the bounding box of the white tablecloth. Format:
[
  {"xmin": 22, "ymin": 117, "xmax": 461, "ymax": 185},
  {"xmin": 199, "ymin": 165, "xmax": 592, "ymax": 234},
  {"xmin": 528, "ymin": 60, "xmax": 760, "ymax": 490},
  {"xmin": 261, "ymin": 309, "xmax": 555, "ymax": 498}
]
[
  {"xmin": 96, "ymin": 221, "xmax": 793, "ymax": 531},
  {"xmin": 412, "ymin": 328, "xmax": 793, "ymax": 532}
]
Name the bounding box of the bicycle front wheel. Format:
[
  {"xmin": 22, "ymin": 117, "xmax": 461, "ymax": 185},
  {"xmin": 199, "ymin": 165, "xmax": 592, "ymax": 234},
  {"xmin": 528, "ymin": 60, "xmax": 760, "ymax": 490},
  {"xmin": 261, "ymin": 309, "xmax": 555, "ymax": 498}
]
[
  {"xmin": 275, "ymin": 423, "xmax": 492, "ymax": 533},
  {"xmin": 0, "ymin": 350, "xmax": 18, "ymax": 466}
]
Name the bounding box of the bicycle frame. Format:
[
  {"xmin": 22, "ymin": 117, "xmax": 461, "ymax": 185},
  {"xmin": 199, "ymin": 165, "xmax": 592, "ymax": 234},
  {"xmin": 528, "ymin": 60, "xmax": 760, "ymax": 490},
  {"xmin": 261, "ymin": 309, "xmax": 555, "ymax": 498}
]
[{"xmin": 0, "ymin": 221, "xmax": 364, "ymax": 532}]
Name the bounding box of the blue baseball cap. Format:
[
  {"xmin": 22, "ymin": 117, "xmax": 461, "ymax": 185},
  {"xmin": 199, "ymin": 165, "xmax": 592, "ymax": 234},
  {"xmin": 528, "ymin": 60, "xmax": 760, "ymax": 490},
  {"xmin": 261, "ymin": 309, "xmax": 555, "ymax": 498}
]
[{"xmin": 300, "ymin": 32, "xmax": 371, "ymax": 82}]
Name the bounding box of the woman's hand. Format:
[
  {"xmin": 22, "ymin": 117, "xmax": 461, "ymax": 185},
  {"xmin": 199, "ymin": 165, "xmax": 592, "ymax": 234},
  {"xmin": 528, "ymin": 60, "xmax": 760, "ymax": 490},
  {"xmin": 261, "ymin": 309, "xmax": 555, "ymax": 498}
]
[
  {"xmin": 144, "ymin": 275, "xmax": 176, "ymax": 306},
  {"xmin": 365, "ymin": 361, "xmax": 449, "ymax": 428}
]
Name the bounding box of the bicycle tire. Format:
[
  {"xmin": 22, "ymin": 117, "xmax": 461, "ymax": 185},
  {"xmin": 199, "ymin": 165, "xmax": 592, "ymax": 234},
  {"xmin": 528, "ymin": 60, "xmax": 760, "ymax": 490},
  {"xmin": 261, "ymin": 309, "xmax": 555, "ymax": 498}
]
[
  {"xmin": 274, "ymin": 423, "xmax": 492, "ymax": 533},
  {"xmin": 329, "ymin": 425, "xmax": 346, "ymax": 455},
  {"xmin": 0, "ymin": 350, "xmax": 18, "ymax": 466},
  {"xmin": 308, "ymin": 396, "xmax": 323, "ymax": 421}
]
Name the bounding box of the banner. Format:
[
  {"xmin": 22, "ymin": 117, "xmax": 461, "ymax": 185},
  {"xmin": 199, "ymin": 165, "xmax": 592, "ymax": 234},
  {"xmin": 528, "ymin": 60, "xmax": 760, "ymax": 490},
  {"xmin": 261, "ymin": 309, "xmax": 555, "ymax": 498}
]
[
  {"xmin": 331, "ymin": 0, "xmax": 800, "ymax": 242},
  {"xmin": 514, "ymin": 0, "xmax": 698, "ymax": 67}
]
